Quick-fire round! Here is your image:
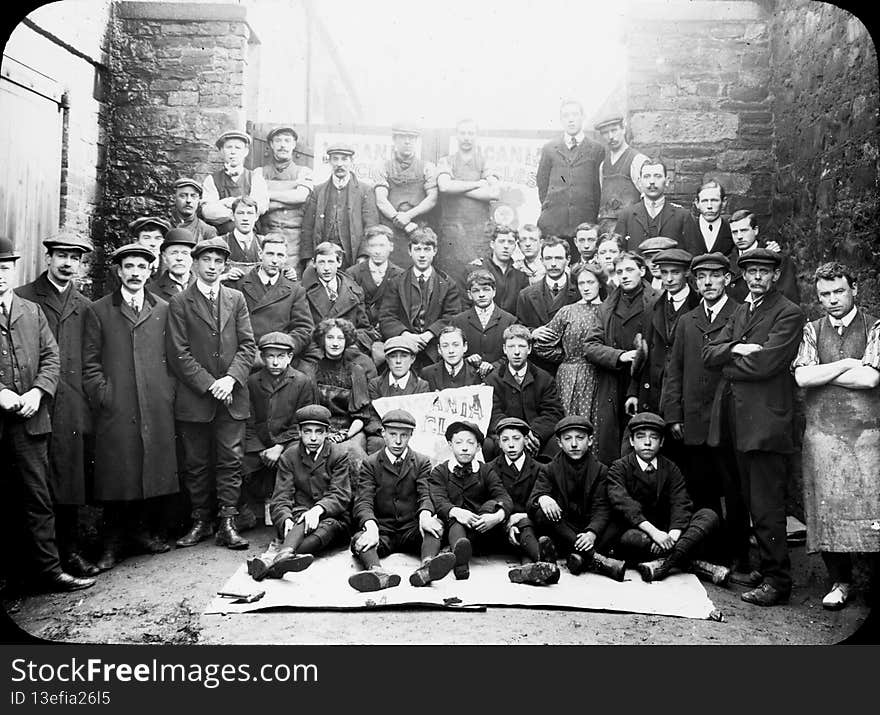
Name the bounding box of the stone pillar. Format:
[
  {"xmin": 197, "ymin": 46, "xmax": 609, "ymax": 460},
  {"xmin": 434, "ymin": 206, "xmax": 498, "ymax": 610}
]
[
  {"xmin": 95, "ymin": 1, "xmax": 259, "ymax": 294},
  {"xmin": 625, "ymin": 0, "xmax": 773, "ymax": 219}
]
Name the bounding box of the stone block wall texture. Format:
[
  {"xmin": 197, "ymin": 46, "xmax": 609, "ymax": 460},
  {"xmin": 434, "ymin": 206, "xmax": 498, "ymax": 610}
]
[
  {"xmin": 770, "ymin": 0, "xmax": 880, "ymax": 318},
  {"xmin": 95, "ymin": 1, "xmax": 255, "ymax": 295}
]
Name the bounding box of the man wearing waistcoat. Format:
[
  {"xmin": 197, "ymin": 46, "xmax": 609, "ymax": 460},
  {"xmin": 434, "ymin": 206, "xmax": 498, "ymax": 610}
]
[{"xmin": 594, "ymin": 114, "xmax": 648, "ymax": 228}]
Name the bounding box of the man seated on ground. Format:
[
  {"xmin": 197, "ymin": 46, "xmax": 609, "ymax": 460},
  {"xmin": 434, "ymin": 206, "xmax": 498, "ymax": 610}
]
[
  {"xmin": 421, "ymin": 325, "xmax": 482, "ymax": 390},
  {"xmin": 349, "ymin": 409, "xmax": 456, "ymax": 592},
  {"xmin": 429, "ymin": 421, "xmax": 513, "ymax": 580},
  {"xmin": 248, "ymin": 405, "xmax": 351, "ymax": 581},
  {"xmin": 606, "ymin": 412, "xmax": 729, "ymax": 585},
  {"xmin": 451, "ymin": 269, "xmax": 516, "ymax": 380},
  {"xmin": 528, "ymin": 416, "xmax": 626, "ymax": 581},
  {"xmin": 490, "ymin": 417, "xmax": 560, "ymax": 586},
  {"xmin": 364, "ymin": 337, "xmax": 430, "ymax": 454}
]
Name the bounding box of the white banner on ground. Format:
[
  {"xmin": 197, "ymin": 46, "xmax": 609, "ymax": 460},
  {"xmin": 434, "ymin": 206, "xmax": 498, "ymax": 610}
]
[{"xmin": 372, "ymin": 385, "xmax": 493, "ymax": 464}]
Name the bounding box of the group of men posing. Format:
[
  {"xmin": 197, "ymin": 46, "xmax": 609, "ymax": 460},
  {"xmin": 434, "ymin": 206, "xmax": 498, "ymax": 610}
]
[{"xmin": 1, "ymin": 100, "xmax": 877, "ymax": 615}]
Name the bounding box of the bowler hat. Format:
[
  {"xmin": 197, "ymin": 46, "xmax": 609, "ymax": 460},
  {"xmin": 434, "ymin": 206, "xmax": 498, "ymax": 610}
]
[
  {"xmin": 0, "ymin": 236, "xmax": 20, "ymax": 262},
  {"xmin": 495, "ymin": 417, "xmax": 531, "ymax": 436},
  {"xmin": 129, "ymin": 216, "xmax": 171, "ymax": 236},
  {"xmin": 173, "ymin": 177, "xmax": 203, "ymax": 195},
  {"xmin": 737, "ymin": 247, "xmax": 781, "ymax": 268},
  {"xmin": 594, "ymin": 114, "xmax": 624, "ymax": 131},
  {"xmin": 652, "ymin": 248, "xmax": 693, "ymax": 267},
  {"xmin": 383, "ymin": 336, "xmax": 414, "ymax": 356},
  {"xmin": 627, "ymin": 412, "xmax": 666, "ymax": 434},
  {"xmin": 325, "ymin": 142, "xmax": 355, "ymax": 157},
  {"xmin": 258, "ymin": 331, "xmax": 295, "ymax": 352},
  {"xmin": 43, "ymin": 232, "xmax": 93, "ymax": 254},
  {"xmin": 295, "ymin": 404, "xmax": 332, "ymax": 428},
  {"xmin": 267, "ymin": 125, "xmax": 298, "ymax": 143},
  {"xmin": 191, "ymin": 237, "xmax": 231, "ymax": 259},
  {"xmin": 445, "ymin": 420, "xmax": 485, "ymax": 444},
  {"xmin": 637, "ymin": 237, "xmax": 678, "ymax": 256},
  {"xmin": 381, "ymin": 409, "xmax": 417, "ymax": 430},
  {"xmin": 390, "ymin": 121, "xmax": 421, "ymax": 136},
  {"xmin": 111, "ymin": 243, "xmax": 156, "ymax": 264},
  {"xmin": 554, "ymin": 415, "xmax": 595, "ymax": 437},
  {"xmin": 160, "ymin": 228, "xmax": 197, "ymax": 252},
  {"xmin": 691, "ymin": 252, "xmax": 730, "ymax": 272},
  {"xmin": 215, "ymin": 130, "xmax": 251, "ymax": 149}
]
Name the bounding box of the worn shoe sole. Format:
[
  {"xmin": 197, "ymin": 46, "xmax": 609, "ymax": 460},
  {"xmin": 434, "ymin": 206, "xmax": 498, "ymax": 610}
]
[
  {"xmin": 348, "ymin": 571, "xmax": 401, "ymax": 592},
  {"xmin": 566, "ymin": 553, "xmax": 586, "ymax": 576},
  {"xmin": 452, "ymin": 537, "xmax": 472, "ymax": 565},
  {"xmin": 267, "ymin": 553, "xmax": 314, "ymax": 578},
  {"xmin": 636, "ymin": 559, "xmax": 665, "ymax": 583},
  {"xmin": 247, "ymin": 557, "xmax": 270, "ymax": 582},
  {"xmin": 538, "ymin": 536, "xmax": 558, "ymax": 563},
  {"xmin": 453, "ymin": 564, "xmax": 470, "ymax": 580},
  {"xmin": 508, "ymin": 562, "xmax": 560, "ymax": 586}
]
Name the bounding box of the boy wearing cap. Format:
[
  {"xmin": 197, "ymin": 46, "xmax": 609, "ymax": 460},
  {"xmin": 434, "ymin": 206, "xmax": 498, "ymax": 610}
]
[
  {"xmin": 150, "ymin": 228, "xmax": 196, "ymax": 302},
  {"xmin": 201, "ymin": 130, "xmax": 269, "ymax": 235},
  {"xmin": 607, "ymin": 412, "xmax": 729, "ymax": 584},
  {"xmin": 365, "ymin": 337, "xmax": 429, "ymax": 454},
  {"xmin": 350, "ymin": 409, "xmax": 456, "ymax": 591},
  {"xmin": 249, "ymin": 405, "xmax": 351, "ymax": 580},
  {"xmin": 529, "ymin": 416, "xmax": 626, "ymax": 581},
  {"xmin": 129, "ymin": 217, "xmax": 171, "ymax": 278},
  {"xmin": 491, "ymin": 417, "xmax": 560, "ymax": 586},
  {"xmin": 166, "ymin": 237, "xmax": 257, "ymax": 551},
  {"xmin": 637, "ymin": 237, "xmax": 678, "ymax": 292},
  {"xmin": 255, "ymin": 126, "xmax": 313, "ymax": 274},
  {"xmin": 452, "ymin": 269, "xmax": 517, "ymax": 377},
  {"xmin": 170, "ymin": 178, "xmax": 218, "ymax": 242},
  {"xmin": 429, "ymin": 421, "xmax": 513, "ymax": 579},
  {"xmin": 242, "ymin": 332, "xmax": 317, "ymax": 522},
  {"xmin": 16, "ymin": 233, "xmax": 96, "ymax": 577},
  {"xmin": 83, "ymin": 244, "xmax": 179, "ymax": 570},
  {"xmin": 301, "ymin": 142, "xmax": 378, "ymax": 271},
  {"xmin": 704, "ymin": 247, "xmax": 805, "ymax": 606},
  {"xmin": 685, "ymin": 180, "xmax": 733, "ymax": 257},
  {"xmin": 421, "ymin": 325, "xmax": 482, "ymax": 390}
]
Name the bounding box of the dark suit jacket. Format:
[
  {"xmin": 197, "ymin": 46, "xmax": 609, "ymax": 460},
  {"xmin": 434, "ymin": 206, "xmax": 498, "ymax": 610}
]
[
  {"xmin": 486, "ymin": 363, "xmax": 564, "ymax": 447},
  {"xmin": 727, "ymin": 247, "xmax": 800, "ymax": 305},
  {"xmin": 660, "ymin": 297, "xmax": 740, "ymax": 445},
  {"xmin": 345, "ymin": 260, "xmax": 405, "ymax": 328},
  {"xmin": 166, "ymin": 283, "xmax": 256, "ymax": 421},
  {"xmin": 269, "ymin": 441, "xmax": 351, "ymax": 526},
  {"xmin": 428, "ymin": 460, "xmax": 513, "ymax": 522},
  {"xmin": 615, "ymin": 200, "xmax": 698, "ymax": 252},
  {"xmin": 148, "ymin": 270, "xmax": 196, "ymax": 303},
  {"xmin": 516, "ymin": 277, "xmax": 579, "ymax": 329},
  {"xmin": 703, "ymin": 288, "xmax": 804, "ymax": 453},
  {"xmin": 228, "ymin": 268, "xmax": 313, "ymax": 356},
  {"xmin": 684, "ymin": 216, "xmax": 734, "ymax": 257},
  {"xmin": 451, "ymin": 306, "xmax": 516, "ymax": 365},
  {"xmin": 365, "ymin": 371, "xmax": 430, "ymax": 437},
  {"xmin": 420, "ymin": 360, "xmax": 481, "ymax": 390},
  {"xmin": 301, "ymin": 175, "xmax": 380, "ymax": 264},
  {"xmin": 607, "ymin": 452, "xmax": 692, "ymax": 532},
  {"xmin": 245, "ymin": 365, "xmax": 318, "ymax": 452},
  {"xmin": 528, "ymin": 452, "xmax": 611, "ymax": 536},
  {"xmin": 536, "ymin": 137, "xmax": 603, "ymax": 236},
  {"xmin": 488, "ymin": 453, "xmax": 542, "ymax": 516},
  {"xmin": 465, "ymin": 257, "xmax": 529, "ymax": 315},
  {"xmin": 353, "ymin": 448, "xmax": 434, "ymax": 533},
  {"xmin": 0, "ymin": 294, "xmax": 59, "ymax": 437},
  {"xmin": 301, "ymin": 269, "xmax": 373, "ymax": 353}
]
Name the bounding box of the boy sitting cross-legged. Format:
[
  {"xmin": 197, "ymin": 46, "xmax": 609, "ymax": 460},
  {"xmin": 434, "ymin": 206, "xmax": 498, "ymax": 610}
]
[
  {"xmin": 429, "ymin": 421, "xmax": 513, "ymax": 580},
  {"xmin": 528, "ymin": 416, "xmax": 626, "ymax": 581},
  {"xmin": 606, "ymin": 412, "xmax": 730, "ymax": 585},
  {"xmin": 348, "ymin": 409, "xmax": 456, "ymax": 592}
]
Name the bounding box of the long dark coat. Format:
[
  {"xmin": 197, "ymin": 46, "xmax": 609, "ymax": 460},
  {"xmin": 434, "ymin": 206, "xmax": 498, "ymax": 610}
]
[
  {"xmin": 536, "ymin": 137, "xmax": 603, "ymax": 235},
  {"xmin": 245, "ymin": 365, "xmax": 318, "ymax": 453},
  {"xmin": 353, "ymin": 448, "xmax": 434, "ymax": 534},
  {"xmin": 490, "ymin": 452, "xmax": 542, "ymax": 515},
  {"xmin": 15, "ymin": 273, "xmax": 91, "ymax": 504},
  {"xmin": 727, "ymin": 247, "xmax": 801, "ymax": 305},
  {"xmin": 269, "ymin": 441, "xmax": 351, "ymax": 526},
  {"xmin": 614, "ymin": 200, "xmax": 698, "ymax": 252},
  {"xmin": 452, "ymin": 306, "xmax": 517, "ymax": 365},
  {"xmin": 147, "ymin": 270, "xmax": 195, "ymax": 303},
  {"xmin": 486, "ymin": 363, "xmax": 565, "ymax": 448},
  {"xmin": 528, "ymin": 452, "xmax": 611, "ymax": 535},
  {"xmin": 345, "ymin": 260, "xmax": 405, "ymax": 329},
  {"xmin": 428, "ymin": 460, "xmax": 513, "ymax": 522},
  {"xmin": 82, "ymin": 291, "xmax": 178, "ymax": 501}
]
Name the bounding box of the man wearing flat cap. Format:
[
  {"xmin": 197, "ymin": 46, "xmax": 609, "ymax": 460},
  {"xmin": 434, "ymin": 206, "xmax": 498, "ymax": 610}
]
[
  {"xmin": 201, "ymin": 130, "xmax": 270, "ymax": 235},
  {"xmin": 0, "ymin": 236, "xmax": 95, "ymax": 594},
  {"xmin": 16, "ymin": 232, "xmax": 97, "ymax": 577},
  {"xmin": 350, "ymin": 408, "xmax": 455, "ymax": 592},
  {"xmin": 727, "ymin": 209, "xmax": 799, "ymax": 305},
  {"xmin": 637, "ymin": 236, "xmax": 678, "ymax": 291},
  {"xmin": 82, "ymin": 244, "xmax": 178, "ymax": 571},
  {"xmin": 170, "ymin": 178, "xmax": 218, "ymax": 243},
  {"xmin": 149, "ymin": 227, "xmax": 197, "ymax": 302},
  {"xmin": 301, "ymin": 142, "xmax": 379, "ymax": 271},
  {"xmin": 129, "ymin": 216, "xmax": 172, "ymax": 276},
  {"xmin": 254, "ymin": 126, "xmax": 314, "ymax": 275},
  {"xmin": 595, "ymin": 114, "xmax": 648, "ymax": 227},
  {"xmin": 704, "ymin": 247, "xmax": 805, "ymax": 606},
  {"xmin": 374, "ymin": 122, "xmax": 438, "ymax": 269}
]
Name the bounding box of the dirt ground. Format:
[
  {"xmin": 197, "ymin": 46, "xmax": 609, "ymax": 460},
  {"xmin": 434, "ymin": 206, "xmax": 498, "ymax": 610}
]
[{"xmin": 4, "ymin": 525, "xmax": 871, "ymax": 645}]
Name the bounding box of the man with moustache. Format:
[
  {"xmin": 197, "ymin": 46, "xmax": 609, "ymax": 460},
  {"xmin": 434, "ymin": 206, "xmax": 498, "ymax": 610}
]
[
  {"xmin": 255, "ymin": 126, "xmax": 313, "ymax": 275},
  {"xmin": 149, "ymin": 228, "xmax": 197, "ymax": 302},
  {"xmin": 170, "ymin": 178, "xmax": 218, "ymax": 242},
  {"xmin": 727, "ymin": 210, "xmax": 799, "ymax": 304},
  {"xmin": 594, "ymin": 114, "xmax": 648, "ymax": 228}
]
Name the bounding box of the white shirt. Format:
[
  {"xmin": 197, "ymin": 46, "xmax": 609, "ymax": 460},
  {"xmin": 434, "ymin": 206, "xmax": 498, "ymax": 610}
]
[
  {"xmin": 474, "ymin": 303, "xmax": 495, "ymax": 328},
  {"xmin": 196, "ymin": 278, "xmax": 220, "ymax": 301},
  {"xmin": 745, "ymin": 292, "xmax": 764, "ymax": 311},
  {"xmin": 446, "ymin": 458, "xmax": 479, "ymax": 473},
  {"xmin": 508, "ymin": 364, "xmax": 528, "ymax": 383},
  {"xmin": 47, "ymin": 276, "xmax": 70, "ymax": 293},
  {"xmin": 644, "ymin": 196, "xmax": 666, "ymax": 219},
  {"xmin": 233, "ymin": 229, "xmax": 255, "ymax": 251},
  {"xmin": 201, "ymin": 169, "xmax": 269, "ymax": 217},
  {"xmin": 320, "ymin": 276, "xmax": 339, "ymax": 299},
  {"xmin": 332, "ymin": 174, "xmax": 351, "ymax": 190},
  {"xmin": 304, "ymin": 442, "xmax": 325, "ymax": 460},
  {"xmin": 388, "ymin": 372, "xmax": 411, "ymax": 390},
  {"xmin": 412, "ymin": 266, "xmax": 433, "ymax": 282},
  {"xmin": 505, "ymin": 454, "xmax": 526, "ymax": 472},
  {"xmin": 740, "ymin": 242, "xmax": 758, "ymax": 255},
  {"xmin": 257, "ymin": 267, "xmax": 279, "ymax": 286},
  {"xmin": 636, "ymin": 455, "xmax": 659, "ymax": 472},
  {"xmin": 545, "ymin": 276, "xmax": 567, "ymax": 295},
  {"xmin": 385, "ymin": 447, "xmax": 408, "ymax": 465},
  {"xmin": 699, "ymin": 216, "xmax": 722, "ymax": 252},
  {"xmin": 564, "ymin": 130, "xmax": 585, "ymax": 149},
  {"xmin": 445, "ymin": 361, "xmax": 464, "ymax": 378},
  {"xmin": 599, "ymin": 145, "xmax": 648, "ymax": 191},
  {"xmin": 120, "ymin": 286, "xmax": 145, "ymax": 312},
  {"xmin": 667, "ymin": 284, "xmax": 691, "ymax": 312},
  {"xmin": 0, "ymin": 291, "xmax": 13, "ymax": 315},
  {"xmin": 830, "ymin": 305, "xmax": 858, "ymax": 330},
  {"xmin": 368, "ymin": 261, "xmax": 388, "ymax": 285},
  {"xmin": 702, "ymin": 294, "xmax": 729, "ymax": 322}
]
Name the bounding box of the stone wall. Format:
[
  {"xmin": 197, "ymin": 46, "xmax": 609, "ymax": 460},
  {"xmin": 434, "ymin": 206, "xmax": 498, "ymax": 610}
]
[
  {"xmin": 95, "ymin": 1, "xmax": 258, "ymax": 294},
  {"xmin": 770, "ymin": 0, "xmax": 880, "ymax": 317},
  {"xmin": 626, "ymin": 0, "xmax": 774, "ymax": 220}
]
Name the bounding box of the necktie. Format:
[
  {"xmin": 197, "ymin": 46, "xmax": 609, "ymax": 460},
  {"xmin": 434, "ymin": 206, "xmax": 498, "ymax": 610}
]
[
  {"xmin": 327, "ymin": 284, "xmax": 338, "ymax": 302},
  {"xmin": 514, "ymin": 371, "xmax": 524, "ymax": 385},
  {"xmin": 706, "ymin": 307, "xmax": 713, "ymax": 323},
  {"xmin": 418, "ymin": 274, "xmax": 427, "ymax": 291},
  {"xmin": 550, "ymin": 283, "xmax": 560, "ymax": 297},
  {"xmin": 570, "ymin": 138, "xmax": 578, "ymax": 151},
  {"xmin": 708, "ymin": 223, "xmax": 714, "ymax": 232},
  {"xmin": 130, "ymin": 298, "xmax": 140, "ymax": 316},
  {"xmin": 208, "ymin": 289, "xmax": 216, "ymax": 305},
  {"xmin": 0, "ymin": 301, "xmax": 7, "ymax": 326},
  {"xmin": 644, "ymin": 463, "xmax": 655, "ymax": 474},
  {"xmin": 832, "ymin": 320, "xmax": 844, "ymax": 336},
  {"xmin": 453, "ymin": 464, "xmax": 467, "ymax": 480}
]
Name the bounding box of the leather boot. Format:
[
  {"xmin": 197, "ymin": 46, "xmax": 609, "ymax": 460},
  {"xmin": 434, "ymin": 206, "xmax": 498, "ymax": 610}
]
[
  {"xmin": 538, "ymin": 536, "xmax": 558, "ymax": 563},
  {"xmin": 409, "ymin": 552, "xmax": 456, "ymax": 587},
  {"xmin": 452, "ymin": 537, "xmax": 471, "ymax": 580},
  {"xmin": 96, "ymin": 543, "xmax": 122, "ymax": 572},
  {"xmin": 508, "ymin": 561, "xmax": 561, "ymax": 586},
  {"xmin": 349, "ymin": 567, "xmax": 402, "ymax": 592},
  {"xmin": 586, "ymin": 553, "xmax": 627, "ymax": 582},
  {"xmin": 652, "ymin": 510, "xmax": 719, "ymax": 581},
  {"xmin": 215, "ymin": 517, "xmax": 249, "ymax": 550},
  {"xmin": 636, "ymin": 558, "xmax": 667, "ymax": 582},
  {"xmin": 265, "ymin": 547, "xmax": 313, "ymax": 578},
  {"xmin": 176, "ymin": 519, "xmax": 213, "ymax": 548},
  {"xmin": 691, "ymin": 559, "xmax": 731, "ymax": 586},
  {"xmin": 247, "ymin": 555, "xmax": 272, "ymax": 581},
  {"xmin": 63, "ymin": 551, "xmax": 100, "ymax": 577},
  {"xmin": 130, "ymin": 530, "xmax": 171, "ymax": 555}
]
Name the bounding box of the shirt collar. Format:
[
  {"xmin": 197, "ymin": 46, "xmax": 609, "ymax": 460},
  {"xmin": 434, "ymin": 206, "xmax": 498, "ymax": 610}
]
[
  {"xmin": 740, "ymin": 242, "xmax": 758, "ymax": 255},
  {"xmin": 506, "ymin": 453, "xmax": 526, "ymax": 472},
  {"xmin": 196, "ymin": 278, "xmax": 220, "ymax": 299},
  {"xmin": 644, "ymin": 196, "xmax": 666, "ymax": 212},
  {"xmin": 745, "ymin": 292, "xmax": 764, "ymax": 308},
  {"xmin": 233, "ymin": 228, "xmax": 254, "ymax": 245},
  {"xmin": 120, "ymin": 285, "xmax": 145, "ymax": 306},
  {"xmin": 446, "ymin": 360, "xmax": 463, "ymax": 377},
  {"xmin": 332, "ymin": 174, "xmax": 351, "ymax": 189},
  {"xmin": 699, "ymin": 216, "xmax": 721, "ymax": 231},
  {"xmin": 257, "ymin": 267, "xmax": 279, "ymax": 286},
  {"xmin": 320, "ymin": 275, "xmax": 339, "ymax": 292},
  {"xmin": 545, "ymin": 275, "xmax": 566, "ymax": 291},
  {"xmin": 564, "ymin": 130, "xmax": 585, "ymax": 147},
  {"xmin": 703, "ymin": 293, "xmax": 728, "ymax": 315},
  {"xmin": 303, "ymin": 442, "xmax": 325, "ymax": 459},
  {"xmin": 446, "ymin": 458, "xmax": 480, "ymax": 473},
  {"xmin": 369, "ymin": 260, "xmax": 388, "ymax": 274},
  {"xmin": 412, "ymin": 266, "xmax": 433, "ymax": 281},
  {"xmin": 635, "ymin": 455, "xmax": 658, "ymax": 472},
  {"xmin": 829, "ymin": 305, "xmax": 858, "ymax": 328},
  {"xmin": 474, "ymin": 303, "xmax": 495, "ymax": 319},
  {"xmin": 508, "ymin": 363, "xmax": 528, "ymax": 380},
  {"xmin": 46, "ymin": 275, "xmax": 71, "ymax": 293},
  {"xmin": 668, "ymin": 284, "xmax": 691, "ymax": 307},
  {"xmin": 0, "ymin": 292, "xmax": 12, "ymax": 313},
  {"xmin": 385, "ymin": 447, "xmax": 408, "ymax": 464},
  {"xmin": 389, "ymin": 372, "xmax": 411, "ymax": 389}
]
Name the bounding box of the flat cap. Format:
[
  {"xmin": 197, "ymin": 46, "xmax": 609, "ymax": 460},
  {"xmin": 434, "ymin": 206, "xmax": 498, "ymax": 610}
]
[
  {"xmin": 43, "ymin": 232, "xmax": 93, "ymax": 253},
  {"xmin": 495, "ymin": 417, "xmax": 531, "ymax": 436},
  {"xmin": 267, "ymin": 125, "xmax": 298, "ymax": 143},
  {"xmin": 652, "ymin": 248, "xmax": 693, "ymax": 267},
  {"xmin": 384, "ymin": 336, "xmax": 414, "ymax": 356},
  {"xmin": 737, "ymin": 247, "xmax": 781, "ymax": 268},
  {"xmin": 173, "ymin": 177, "xmax": 203, "ymax": 195},
  {"xmin": 191, "ymin": 237, "xmax": 231, "ymax": 259},
  {"xmin": 638, "ymin": 236, "xmax": 678, "ymax": 256},
  {"xmin": 258, "ymin": 331, "xmax": 295, "ymax": 352},
  {"xmin": 594, "ymin": 114, "xmax": 624, "ymax": 131},
  {"xmin": 627, "ymin": 411, "xmax": 666, "ymax": 434},
  {"xmin": 0, "ymin": 236, "xmax": 20, "ymax": 262},
  {"xmin": 381, "ymin": 409, "xmax": 416, "ymax": 430},
  {"xmin": 445, "ymin": 420, "xmax": 485, "ymax": 444},
  {"xmin": 295, "ymin": 404, "xmax": 332, "ymax": 428},
  {"xmin": 325, "ymin": 142, "xmax": 355, "ymax": 157},
  {"xmin": 691, "ymin": 252, "xmax": 730, "ymax": 272},
  {"xmin": 554, "ymin": 415, "xmax": 594, "ymax": 436},
  {"xmin": 215, "ymin": 130, "xmax": 251, "ymax": 149},
  {"xmin": 111, "ymin": 243, "xmax": 156, "ymax": 264},
  {"xmin": 161, "ymin": 227, "xmax": 197, "ymax": 251},
  {"xmin": 390, "ymin": 121, "xmax": 421, "ymax": 136},
  {"xmin": 129, "ymin": 216, "xmax": 171, "ymax": 235}
]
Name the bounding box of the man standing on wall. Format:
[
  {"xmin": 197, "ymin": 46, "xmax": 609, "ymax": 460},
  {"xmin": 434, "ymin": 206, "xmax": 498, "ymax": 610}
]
[{"xmin": 594, "ymin": 114, "xmax": 648, "ymax": 231}]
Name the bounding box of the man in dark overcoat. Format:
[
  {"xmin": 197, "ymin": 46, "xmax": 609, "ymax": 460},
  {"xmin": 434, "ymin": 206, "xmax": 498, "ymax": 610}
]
[
  {"xmin": 15, "ymin": 232, "xmax": 96, "ymax": 576},
  {"xmin": 82, "ymin": 244, "xmax": 178, "ymax": 570},
  {"xmin": 704, "ymin": 248, "xmax": 805, "ymax": 606},
  {"xmin": 148, "ymin": 227, "xmax": 196, "ymax": 302}
]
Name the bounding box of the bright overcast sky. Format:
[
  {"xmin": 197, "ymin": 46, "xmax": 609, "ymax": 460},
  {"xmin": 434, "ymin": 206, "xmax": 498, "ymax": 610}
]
[{"xmin": 249, "ymin": 0, "xmax": 629, "ymax": 131}]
